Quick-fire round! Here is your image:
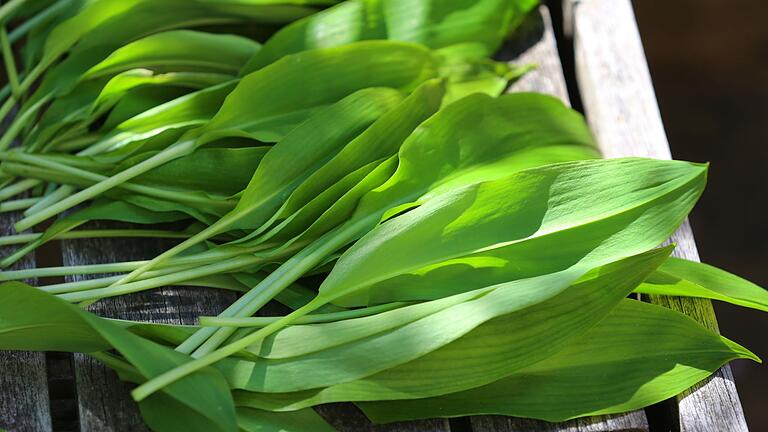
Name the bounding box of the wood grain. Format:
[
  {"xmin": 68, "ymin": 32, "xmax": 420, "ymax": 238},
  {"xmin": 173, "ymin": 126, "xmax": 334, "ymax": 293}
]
[
  {"xmin": 505, "ymin": 6, "xmax": 570, "ymax": 104},
  {"xmin": 0, "ymin": 209, "xmax": 52, "ymax": 432},
  {"xmin": 471, "ymin": 415, "xmax": 648, "ymax": 432},
  {"xmin": 61, "ymin": 223, "xmax": 237, "ymax": 432},
  {"xmin": 466, "ymin": 6, "xmax": 652, "ymax": 431},
  {"xmin": 571, "ymin": 0, "xmax": 749, "ymax": 431}
]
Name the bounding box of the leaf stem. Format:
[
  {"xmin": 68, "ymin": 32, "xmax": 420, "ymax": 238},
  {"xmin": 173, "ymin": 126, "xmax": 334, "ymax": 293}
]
[
  {"xmin": 0, "ymin": 260, "xmax": 149, "ymax": 280},
  {"xmin": 13, "ymin": 139, "xmax": 197, "ymax": 231},
  {"xmin": 0, "ymin": 228, "xmax": 189, "ymax": 246},
  {"xmin": 2, "ymin": 152, "xmax": 234, "ymax": 211},
  {"xmin": 0, "ymin": 245, "xmax": 260, "ymax": 280},
  {"xmin": 0, "ymin": 26, "xmax": 20, "ymax": 97},
  {"xmin": 199, "ymin": 302, "xmax": 409, "ymax": 328},
  {"xmin": 0, "ymin": 93, "xmax": 50, "ymax": 150},
  {"xmin": 24, "ymin": 185, "xmax": 72, "ymax": 216},
  {"xmin": 0, "ymin": 58, "xmax": 46, "ymax": 125},
  {"xmin": 0, "ymin": 220, "xmax": 84, "ymax": 268},
  {"xmin": 0, "ymin": 196, "xmax": 38, "ymax": 212},
  {"xmin": 57, "ymin": 254, "xmax": 264, "ymax": 302},
  {"xmin": 111, "ymin": 209, "xmax": 244, "ymax": 286},
  {"xmin": 42, "ymin": 263, "xmax": 195, "ymax": 294},
  {"xmin": 8, "ymin": 0, "xmax": 72, "ymax": 44},
  {"xmin": 183, "ymin": 219, "xmax": 372, "ymax": 357},
  {"xmin": 0, "ymin": 178, "xmax": 39, "ymax": 200},
  {"xmin": 132, "ymin": 296, "xmax": 328, "ymax": 402}
]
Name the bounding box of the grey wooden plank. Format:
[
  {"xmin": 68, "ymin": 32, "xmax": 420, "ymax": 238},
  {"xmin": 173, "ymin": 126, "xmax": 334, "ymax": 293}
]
[
  {"xmin": 472, "ymin": 415, "xmax": 648, "ymax": 432},
  {"xmin": 61, "ymin": 222, "xmax": 238, "ymax": 432},
  {"xmin": 570, "ymin": 0, "xmax": 749, "ymax": 431},
  {"xmin": 0, "ymin": 209, "xmax": 52, "ymax": 432},
  {"xmin": 316, "ymin": 403, "xmax": 450, "ymax": 432},
  {"xmin": 464, "ymin": 6, "xmax": 651, "ymax": 432},
  {"xmin": 505, "ymin": 5, "xmax": 570, "ymax": 104}
]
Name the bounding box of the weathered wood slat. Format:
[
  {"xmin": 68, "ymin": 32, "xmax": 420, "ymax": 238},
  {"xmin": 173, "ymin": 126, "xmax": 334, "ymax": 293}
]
[
  {"xmin": 472, "ymin": 416, "xmax": 648, "ymax": 432},
  {"xmin": 570, "ymin": 0, "xmax": 749, "ymax": 431},
  {"xmin": 468, "ymin": 6, "xmax": 652, "ymax": 431},
  {"xmin": 0, "ymin": 210, "xmax": 52, "ymax": 432},
  {"xmin": 61, "ymin": 224, "xmax": 238, "ymax": 432},
  {"xmin": 505, "ymin": 6, "xmax": 570, "ymax": 103}
]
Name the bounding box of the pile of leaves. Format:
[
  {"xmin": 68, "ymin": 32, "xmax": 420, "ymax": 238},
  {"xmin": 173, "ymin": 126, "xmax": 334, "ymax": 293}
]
[{"xmin": 0, "ymin": 1, "xmax": 765, "ymax": 431}]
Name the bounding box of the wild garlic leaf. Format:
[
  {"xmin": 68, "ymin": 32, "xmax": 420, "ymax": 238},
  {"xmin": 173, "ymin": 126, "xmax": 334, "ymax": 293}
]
[
  {"xmin": 92, "ymin": 70, "xmax": 234, "ymax": 119},
  {"xmin": 126, "ymin": 147, "xmax": 268, "ymax": 197},
  {"xmin": 236, "ymin": 407, "xmax": 337, "ymax": 432},
  {"xmin": 242, "ymin": 0, "xmax": 538, "ymax": 72},
  {"xmin": 249, "ymin": 159, "xmax": 384, "ymax": 246},
  {"xmin": 232, "ymin": 247, "xmax": 671, "ymax": 406},
  {"xmin": 24, "ymin": 0, "xmax": 322, "ymax": 107},
  {"xmin": 198, "ymin": 41, "xmax": 441, "ymax": 145},
  {"xmin": 82, "ymin": 30, "xmax": 260, "ymax": 79},
  {"xmin": 232, "ymin": 92, "xmax": 599, "ymax": 299},
  {"xmin": 234, "ymin": 79, "xmax": 445, "ymax": 243},
  {"xmin": 0, "ymin": 282, "xmax": 238, "ymax": 432},
  {"xmin": 82, "ymin": 81, "xmax": 237, "ymax": 156},
  {"xmin": 29, "ymin": 74, "xmax": 216, "ymax": 153},
  {"xmin": 359, "ymin": 299, "xmax": 759, "ymax": 423},
  {"xmin": 635, "ymin": 257, "xmax": 768, "ymax": 312},
  {"xmin": 120, "ymin": 43, "xmax": 458, "ymax": 284},
  {"xmin": 151, "ymin": 94, "xmax": 611, "ymax": 380},
  {"xmin": 322, "ymin": 156, "xmax": 706, "ymax": 307},
  {"xmin": 27, "ymin": 28, "xmax": 257, "ymax": 148},
  {"xmin": 224, "ymin": 87, "xmax": 404, "ymax": 231}
]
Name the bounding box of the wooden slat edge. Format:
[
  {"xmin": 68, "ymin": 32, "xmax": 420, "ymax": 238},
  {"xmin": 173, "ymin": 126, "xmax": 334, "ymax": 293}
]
[
  {"xmin": 0, "ymin": 209, "xmax": 53, "ymax": 432},
  {"xmin": 570, "ymin": 1, "xmax": 749, "ymax": 431},
  {"xmin": 469, "ymin": 6, "xmax": 651, "ymax": 431}
]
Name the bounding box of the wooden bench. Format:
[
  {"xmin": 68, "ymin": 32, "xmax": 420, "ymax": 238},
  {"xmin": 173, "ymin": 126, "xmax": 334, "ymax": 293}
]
[{"xmin": 0, "ymin": 1, "xmax": 750, "ymax": 431}]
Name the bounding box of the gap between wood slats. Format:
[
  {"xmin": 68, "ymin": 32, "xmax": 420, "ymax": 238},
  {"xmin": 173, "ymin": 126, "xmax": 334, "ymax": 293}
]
[{"xmin": 36, "ymin": 222, "xmax": 81, "ymax": 432}]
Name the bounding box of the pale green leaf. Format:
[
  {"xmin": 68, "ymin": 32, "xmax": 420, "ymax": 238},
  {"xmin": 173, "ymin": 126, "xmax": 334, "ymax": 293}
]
[{"xmin": 359, "ymin": 299, "xmax": 759, "ymax": 423}]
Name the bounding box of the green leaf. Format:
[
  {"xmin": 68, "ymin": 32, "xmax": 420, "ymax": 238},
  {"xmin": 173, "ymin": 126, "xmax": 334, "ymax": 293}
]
[
  {"xmin": 125, "ymin": 146, "xmax": 269, "ymax": 197},
  {"xmin": 29, "ymin": 70, "xmax": 234, "ymax": 152},
  {"xmin": 82, "ymin": 81, "xmax": 237, "ymax": 156},
  {"xmin": 26, "ymin": 0, "xmax": 323, "ymax": 105},
  {"xmin": 140, "ymin": 102, "xmax": 647, "ymax": 395},
  {"xmin": 225, "ymin": 86, "xmax": 405, "ymax": 231},
  {"xmin": 237, "ymin": 79, "xmax": 445, "ymax": 244},
  {"xmin": 0, "ymin": 281, "xmax": 109, "ymax": 352},
  {"xmin": 242, "ymin": 0, "xmax": 538, "ymax": 72},
  {"xmin": 82, "ymin": 30, "xmax": 260, "ymax": 79},
  {"xmin": 93, "ymin": 70, "xmax": 233, "ymax": 120},
  {"xmin": 324, "ymin": 157, "xmax": 706, "ymax": 307},
  {"xmin": 199, "ymin": 41, "xmax": 441, "ymax": 144},
  {"xmin": 26, "ymin": 29, "xmax": 257, "ymax": 149},
  {"xmin": 0, "ymin": 282, "xmax": 238, "ymax": 432},
  {"xmin": 70, "ymin": 200, "xmax": 189, "ymax": 225},
  {"xmin": 237, "ymin": 407, "xmax": 336, "ymax": 432},
  {"xmin": 119, "ymin": 58, "xmax": 447, "ymax": 284},
  {"xmin": 635, "ymin": 257, "xmax": 768, "ymax": 312},
  {"xmin": 231, "ymin": 247, "xmax": 672, "ymax": 406},
  {"xmin": 358, "ymin": 299, "xmax": 759, "ymax": 423}
]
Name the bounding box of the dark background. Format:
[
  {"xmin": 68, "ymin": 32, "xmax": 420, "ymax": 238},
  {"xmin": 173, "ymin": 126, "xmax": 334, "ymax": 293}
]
[{"xmin": 633, "ymin": 1, "xmax": 768, "ymax": 428}]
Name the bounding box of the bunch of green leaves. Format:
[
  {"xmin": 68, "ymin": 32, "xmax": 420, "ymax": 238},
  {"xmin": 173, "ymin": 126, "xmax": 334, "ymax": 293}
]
[
  {"xmin": 0, "ymin": 0, "xmax": 535, "ymax": 264},
  {"xmin": 0, "ymin": 1, "xmax": 766, "ymax": 431}
]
